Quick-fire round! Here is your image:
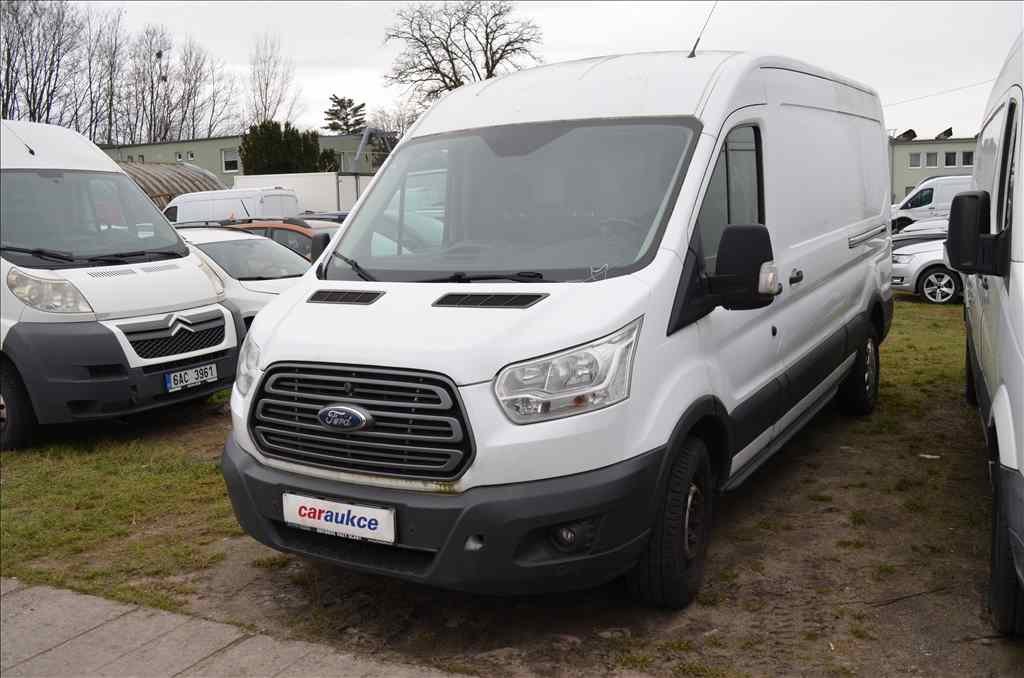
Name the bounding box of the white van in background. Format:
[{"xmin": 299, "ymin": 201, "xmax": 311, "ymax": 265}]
[
  {"xmin": 163, "ymin": 187, "xmax": 300, "ymax": 224},
  {"xmin": 221, "ymin": 51, "xmax": 893, "ymax": 607},
  {"xmin": 947, "ymin": 33, "xmax": 1022, "ymax": 636},
  {"xmin": 1, "ymin": 121, "xmax": 242, "ymax": 450},
  {"xmin": 891, "ymin": 175, "xmax": 972, "ymax": 231}
]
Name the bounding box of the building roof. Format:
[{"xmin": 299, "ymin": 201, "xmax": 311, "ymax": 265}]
[
  {"xmin": 119, "ymin": 161, "xmax": 226, "ymax": 208},
  {"xmin": 2, "ymin": 120, "xmax": 121, "ymax": 172},
  {"xmin": 99, "ymin": 134, "xmax": 242, "ymax": 149},
  {"xmin": 890, "ymin": 136, "xmax": 977, "ymax": 145}
]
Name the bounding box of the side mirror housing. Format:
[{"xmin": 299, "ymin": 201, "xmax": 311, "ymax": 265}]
[
  {"xmin": 310, "ymin": 232, "xmax": 332, "ymax": 262},
  {"xmin": 945, "ymin": 191, "xmax": 1008, "ymax": 276},
  {"xmin": 706, "ymin": 224, "xmax": 781, "ymax": 311}
]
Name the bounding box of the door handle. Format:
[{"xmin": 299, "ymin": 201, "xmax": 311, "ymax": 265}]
[{"xmin": 789, "ymin": 269, "xmax": 804, "ymax": 285}]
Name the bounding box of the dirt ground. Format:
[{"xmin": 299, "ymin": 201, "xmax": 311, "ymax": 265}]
[{"xmin": 8, "ymin": 300, "xmax": 1024, "ymax": 676}]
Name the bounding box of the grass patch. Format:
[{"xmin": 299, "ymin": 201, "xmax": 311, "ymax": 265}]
[
  {"xmin": 808, "ymin": 493, "xmax": 833, "ymax": 503},
  {"xmin": 617, "ymin": 651, "xmax": 654, "ymax": 671},
  {"xmin": 1, "ymin": 436, "xmax": 239, "ymax": 610},
  {"xmin": 253, "ymin": 554, "xmax": 292, "ymax": 570},
  {"xmin": 849, "ymin": 510, "xmax": 868, "ymax": 526}
]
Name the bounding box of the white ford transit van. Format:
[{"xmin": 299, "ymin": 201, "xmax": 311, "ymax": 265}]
[
  {"xmin": 163, "ymin": 187, "xmax": 300, "ymax": 224},
  {"xmin": 891, "ymin": 175, "xmax": 972, "ymax": 232},
  {"xmin": 1, "ymin": 121, "xmax": 242, "ymax": 450},
  {"xmin": 222, "ymin": 51, "xmax": 893, "ymax": 607},
  {"xmin": 947, "ymin": 34, "xmax": 1022, "ymax": 635}
]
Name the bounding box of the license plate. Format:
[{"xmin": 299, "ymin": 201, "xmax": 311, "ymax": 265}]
[
  {"xmin": 164, "ymin": 363, "xmax": 218, "ymax": 392},
  {"xmin": 282, "ymin": 493, "xmax": 396, "ymax": 544}
]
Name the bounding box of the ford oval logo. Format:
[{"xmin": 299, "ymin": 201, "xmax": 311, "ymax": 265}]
[{"xmin": 317, "ymin": 404, "xmax": 373, "ymax": 431}]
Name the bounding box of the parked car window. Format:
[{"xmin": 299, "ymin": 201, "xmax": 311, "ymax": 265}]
[
  {"xmin": 904, "ymin": 188, "xmax": 933, "ymax": 209},
  {"xmin": 695, "ymin": 126, "xmax": 763, "ymax": 273},
  {"xmin": 163, "ymin": 205, "xmax": 177, "ymax": 222},
  {"xmin": 908, "ymin": 152, "xmax": 921, "ymax": 168},
  {"xmin": 962, "ymin": 151, "xmax": 974, "ymax": 167},
  {"xmin": 944, "ymin": 152, "xmax": 957, "ymax": 167},
  {"xmin": 925, "ymin": 152, "xmax": 938, "ymax": 168},
  {"xmin": 273, "ymin": 228, "xmax": 312, "ymax": 257},
  {"xmin": 197, "ymin": 238, "xmax": 308, "ymax": 280}
]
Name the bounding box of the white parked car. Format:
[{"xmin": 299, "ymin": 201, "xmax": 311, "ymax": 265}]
[
  {"xmin": 891, "ymin": 175, "xmax": 971, "ymax": 232},
  {"xmin": 221, "ymin": 50, "xmax": 893, "ymax": 607},
  {"xmin": 891, "ymin": 229, "xmax": 963, "ymax": 304},
  {"xmin": 177, "ymin": 227, "xmax": 310, "ymax": 329},
  {"xmin": 1, "ymin": 121, "xmax": 240, "ymax": 450},
  {"xmin": 947, "ymin": 33, "xmax": 1022, "ymax": 636},
  {"xmin": 899, "ymin": 217, "xmax": 948, "ymax": 235},
  {"xmin": 163, "ymin": 187, "xmax": 300, "ymax": 224}
]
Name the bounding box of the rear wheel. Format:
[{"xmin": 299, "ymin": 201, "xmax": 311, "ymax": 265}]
[
  {"xmin": 837, "ymin": 329, "xmax": 880, "ymax": 416},
  {"xmin": 919, "ymin": 266, "xmax": 962, "ymax": 304},
  {"xmin": 990, "ymin": 479, "xmax": 1024, "ymax": 635},
  {"xmin": 0, "ymin": 360, "xmax": 36, "ymax": 450},
  {"xmin": 627, "ymin": 437, "xmax": 713, "ymax": 609}
]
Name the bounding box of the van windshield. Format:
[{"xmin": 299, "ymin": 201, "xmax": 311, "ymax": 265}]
[
  {"xmin": 324, "ymin": 118, "xmax": 698, "ymax": 282},
  {"xmin": 0, "ymin": 170, "xmax": 187, "ymax": 268}
]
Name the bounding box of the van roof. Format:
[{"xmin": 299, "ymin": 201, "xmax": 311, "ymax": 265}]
[
  {"xmin": 411, "ymin": 50, "xmax": 878, "ymax": 138},
  {"xmin": 1, "ymin": 120, "xmax": 121, "ymax": 173},
  {"xmin": 177, "ymin": 227, "xmax": 264, "ymax": 245},
  {"xmin": 170, "ymin": 187, "xmax": 297, "ymax": 203}
]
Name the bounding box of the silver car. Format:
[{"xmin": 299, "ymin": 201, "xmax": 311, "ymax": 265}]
[{"xmin": 890, "ymin": 229, "xmax": 963, "ymax": 304}]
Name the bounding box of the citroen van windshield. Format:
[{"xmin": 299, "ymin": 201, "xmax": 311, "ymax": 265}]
[
  {"xmin": 0, "ymin": 169, "xmax": 187, "ymax": 268},
  {"xmin": 324, "ymin": 118, "xmax": 698, "ymax": 282}
]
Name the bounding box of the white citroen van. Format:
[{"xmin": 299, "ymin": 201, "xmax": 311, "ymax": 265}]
[
  {"xmin": 163, "ymin": 187, "xmax": 300, "ymax": 224},
  {"xmin": 947, "ymin": 34, "xmax": 1022, "ymax": 635},
  {"xmin": 1, "ymin": 121, "xmax": 242, "ymax": 450},
  {"xmin": 222, "ymin": 51, "xmax": 893, "ymax": 607},
  {"xmin": 891, "ymin": 175, "xmax": 972, "ymax": 232}
]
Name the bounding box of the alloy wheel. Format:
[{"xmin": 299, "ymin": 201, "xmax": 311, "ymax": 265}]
[{"xmin": 922, "ymin": 271, "xmax": 956, "ymax": 303}]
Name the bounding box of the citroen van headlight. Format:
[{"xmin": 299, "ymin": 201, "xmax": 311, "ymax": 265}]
[
  {"xmin": 196, "ymin": 257, "xmax": 225, "ymax": 296},
  {"xmin": 494, "ymin": 317, "xmax": 642, "ymax": 424},
  {"xmin": 235, "ymin": 334, "xmax": 261, "ymax": 397},
  {"xmin": 6, "ymin": 268, "xmax": 93, "ymax": 313}
]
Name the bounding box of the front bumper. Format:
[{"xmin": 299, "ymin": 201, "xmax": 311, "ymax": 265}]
[
  {"xmin": 891, "ymin": 262, "xmax": 918, "ymax": 293},
  {"xmin": 222, "ymin": 432, "xmax": 665, "ymax": 595},
  {"xmin": 3, "ymin": 320, "xmax": 238, "ymax": 424}
]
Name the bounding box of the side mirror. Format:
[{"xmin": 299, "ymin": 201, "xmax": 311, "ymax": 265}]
[
  {"xmin": 945, "ymin": 191, "xmax": 1008, "ymax": 276},
  {"xmin": 707, "ymin": 224, "xmax": 781, "ymax": 310},
  {"xmin": 310, "ymin": 232, "xmax": 331, "ymax": 262}
]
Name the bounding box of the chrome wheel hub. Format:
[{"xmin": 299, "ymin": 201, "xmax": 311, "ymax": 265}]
[
  {"xmin": 683, "ymin": 482, "xmax": 704, "ymax": 560},
  {"xmin": 923, "ymin": 271, "xmax": 956, "ymax": 303}
]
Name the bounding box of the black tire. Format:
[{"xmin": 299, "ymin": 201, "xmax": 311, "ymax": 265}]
[
  {"xmin": 965, "ymin": 339, "xmax": 978, "ymax": 407},
  {"xmin": 1, "ymin": 359, "xmax": 36, "ymax": 450},
  {"xmin": 627, "ymin": 436, "xmax": 713, "ymax": 609},
  {"xmin": 836, "ymin": 327, "xmax": 880, "ymax": 416},
  {"xmin": 917, "ymin": 266, "xmax": 962, "ymax": 305},
  {"xmin": 990, "ymin": 481, "xmax": 1024, "ymax": 635}
]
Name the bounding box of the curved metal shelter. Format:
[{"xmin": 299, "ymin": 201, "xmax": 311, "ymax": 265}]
[{"xmin": 118, "ymin": 161, "xmax": 226, "ymax": 208}]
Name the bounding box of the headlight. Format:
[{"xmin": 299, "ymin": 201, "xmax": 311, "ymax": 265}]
[
  {"xmin": 494, "ymin": 317, "xmax": 642, "ymax": 424},
  {"xmin": 892, "ymin": 253, "xmax": 914, "ymax": 264},
  {"xmin": 196, "ymin": 257, "xmax": 225, "ymax": 296},
  {"xmin": 235, "ymin": 334, "xmax": 261, "ymax": 397},
  {"xmin": 6, "ymin": 268, "xmax": 93, "ymax": 313}
]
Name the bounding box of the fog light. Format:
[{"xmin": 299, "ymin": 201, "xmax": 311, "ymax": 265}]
[{"xmin": 549, "ymin": 518, "xmax": 599, "ymax": 554}]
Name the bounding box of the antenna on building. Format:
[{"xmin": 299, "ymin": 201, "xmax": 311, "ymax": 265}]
[{"xmin": 688, "ymin": 1, "xmax": 719, "ymax": 58}]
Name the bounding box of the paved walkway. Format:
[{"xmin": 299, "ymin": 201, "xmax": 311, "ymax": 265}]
[{"xmin": 0, "ymin": 578, "xmax": 449, "ymax": 677}]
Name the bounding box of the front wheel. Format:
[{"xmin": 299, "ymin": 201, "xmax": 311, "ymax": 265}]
[
  {"xmin": 836, "ymin": 329, "xmax": 880, "ymax": 416},
  {"xmin": 919, "ymin": 266, "xmax": 962, "ymax": 305},
  {"xmin": 1, "ymin": 360, "xmax": 37, "ymax": 450},
  {"xmin": 990, "ymin": 482, "xmax": 1024, "ymax": 635},
  {"xmin": 627, "ymin": 437, "xmax": 713, "ymax": 609}
]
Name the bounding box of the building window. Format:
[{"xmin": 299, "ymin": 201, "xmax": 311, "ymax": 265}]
[
  {"xmin": 175, "ymin": 152, "xmax": 183, "ymax": 161},
  {"xmin": 962, "ymin": 151, "xmax": 974, "ymax": 167},
  {"xmin": 221, "ymin": 148, "xmax": 240, "ymax": 172},
  {"xmin": 944, "ymin": 151, "xmax": 957, "ymax": 167},
  {"xmin": 127, "ymin": 155, "xmax": 134, "ymax": 162},
  {"xmin": 925, "ymin": 152, "xmax": 938, "ymax": 168},
  {"xmin": 908, "ymin": 152, "xmax": 921, "ymax": 168},
  {"xmin": 187, "ymin": 151, "xmax": 195, "ymax": 160}
]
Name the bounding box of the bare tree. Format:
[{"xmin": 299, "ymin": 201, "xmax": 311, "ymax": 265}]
[
  {"xmin": 0, "ymin": 0, "xmax": 24, "ymax": 119},
  {"xmin": 99, "ymin": 8, "xmax": 127, "ymax": 145},
  {"xmin": 202, "ymin": 57, "xmax": 241, "ymax": 137},
  {"xmin": 384, "ymin": 1, "xmax": 541, "ymax": 106},
  {"xmin": 368, "ymin": 99, "xmax": 420, "ymax": 140},
  {"xmin": 246, "ymin": 32, "xmax": 301, "ymax": 125},
  {"xmin": 16, "ymin": 0, "xmax": 83, "ymax": 124}
]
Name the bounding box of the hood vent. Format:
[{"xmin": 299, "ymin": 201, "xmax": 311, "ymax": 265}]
[
  {"xmin": 87, "ymin": 268, "xmax": 137, "ymax": 278},
  {"xmin": 434, "ymin": 293, "xmax": 547, "ymax": 309},
  {"xmin": 308, "ymin": 290, "xmax": 384, "ymax": 305},
  {"xmin": 141, "ymin": 263, "xmax": 179, "ymax": 273}
]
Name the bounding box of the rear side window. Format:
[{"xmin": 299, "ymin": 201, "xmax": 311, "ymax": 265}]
[
  {"xmin": 695, "ymin": 126, "xmax": 763, "ymax": 273},
  {"xmin": 904, "ymin": 188, "xmax": 933, "ymax": 208}
]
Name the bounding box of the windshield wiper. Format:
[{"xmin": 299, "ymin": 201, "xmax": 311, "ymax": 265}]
[
  {"xmin": 83, "ymin": 249, "xmax": 181, "ymax": 263},
  {"xmin": 416, "ymin": 271, "xmax": 545, "ymax": 283},
  {"xmin": 331, "ymin": 252, "xmax": 377, "ymax": 281},
  {"xmin": 0, "ymin": 245, "xmax": 77, "ymax": 262},
  {"xmin": 237, "ymin": 274, "xmax": 302, "ymax": 281}
]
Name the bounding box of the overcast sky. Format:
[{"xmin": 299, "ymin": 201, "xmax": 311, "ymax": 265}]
[{"xmin": 93, "ymin": 1, "xmax": 1022, "ymax": 138}]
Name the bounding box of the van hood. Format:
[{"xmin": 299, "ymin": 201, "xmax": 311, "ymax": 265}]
[
  {"xmin": 238, "ymin": 277, "xmax": 300, "ymax": 295},
  {"xmin": 253, "ymin": 276, "xmax": 652, "ymax": 385},
  {"xmin": 57, "ymin": 253, "xmax": 223, "ymax": 320}
]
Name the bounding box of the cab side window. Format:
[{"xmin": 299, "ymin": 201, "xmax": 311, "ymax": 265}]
[
  {"xmin": 996, "ymin": 100, "xmax": 1017, "ymax": 235},
  {"xmin": 904, "ymin": 188, "xmax": 933, "ymax": 209},
  {"xmin": 695, "ymin": 126, "xmax": 763, "ymax": 273}
]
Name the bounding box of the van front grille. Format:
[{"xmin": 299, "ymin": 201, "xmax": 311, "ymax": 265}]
[
  {"xmin": 128, "ymin": 324, "xmax": 225, "ymax": 359},
  {"xmin": 250, "ymin": 363, "xmax": 474, "ymax": 480}
]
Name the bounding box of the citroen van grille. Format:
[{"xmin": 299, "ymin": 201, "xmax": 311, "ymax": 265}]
[
  {"xmin": 250, "ymin": 363, "xmax": 474, "ymax": 480},
  {"xmin": 120, "ymin": 310, "xmax": 226, "ymax": 359}
]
